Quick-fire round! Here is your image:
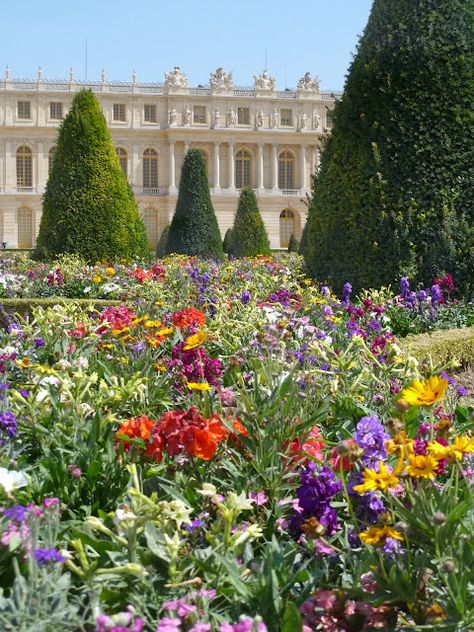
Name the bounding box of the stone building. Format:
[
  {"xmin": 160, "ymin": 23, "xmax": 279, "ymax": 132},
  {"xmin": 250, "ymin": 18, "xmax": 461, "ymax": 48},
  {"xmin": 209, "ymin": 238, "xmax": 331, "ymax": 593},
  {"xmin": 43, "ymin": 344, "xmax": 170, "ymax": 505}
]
[{"xmin": 0, "ymin": 65, "xmax": 338, "ymax": 250}]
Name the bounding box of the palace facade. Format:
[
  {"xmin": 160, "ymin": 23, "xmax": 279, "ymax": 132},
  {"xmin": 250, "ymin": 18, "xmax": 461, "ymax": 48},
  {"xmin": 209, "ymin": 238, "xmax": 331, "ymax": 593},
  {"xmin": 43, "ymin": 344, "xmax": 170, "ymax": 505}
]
[{"xmin": 0, "ymin": 65, "xmax": 338, "ymax": 250}]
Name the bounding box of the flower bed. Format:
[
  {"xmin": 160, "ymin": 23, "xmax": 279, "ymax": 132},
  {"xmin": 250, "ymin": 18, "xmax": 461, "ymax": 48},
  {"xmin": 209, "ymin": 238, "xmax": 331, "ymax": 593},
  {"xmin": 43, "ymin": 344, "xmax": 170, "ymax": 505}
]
[{"xmin": 0, "ymin": 254, "xmax": 473, "ymax": 630}]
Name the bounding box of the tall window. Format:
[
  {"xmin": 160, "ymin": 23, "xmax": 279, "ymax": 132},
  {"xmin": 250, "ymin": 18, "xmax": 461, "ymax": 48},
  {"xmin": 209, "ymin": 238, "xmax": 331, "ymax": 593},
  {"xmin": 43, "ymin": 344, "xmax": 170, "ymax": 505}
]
[
  {"xmin": 144, "ymin": 104, "xmax": 157, "ymax": 123},
  {"xmin": 278, "ymin": 151, "xmax": 295, "ymax": 189},
  {"xmin": 280, "ymin": 109, "xmax": 292, "ymax": 127},
  {"xmin": 235, "ymin": 149, "xmax": 252, "ymax": 189},
  {"xmin": 113, "ymin": 103, "xmax": 126, "ymax": 122},
  {"xmin": 16, "ymin": 146, "xmax": 33, "ymax": 189},
  {"xmin": 116, "ymin": 147, "xmax": 128, "ymax": 178},
  {"xmin": 18, "ymin": 207, "xmax": 33, "ymax": 248},
  {"xmin": 279, "ymin": 209, "xmax": 296, "ymax": 248},
  {"xmin": 326, "ymin": 109, "xmax": 334, "ymax": 128},
  {"xmin": 17, "ymin": 101, "xmax": 31, "ymax": 119},
  {"xmin": 237, "ymin": 107, "xmax": 250, "ymax": 125},
  {"xmin": 142, "ymin": 207, "xmax": 159, "ymax": 247},
  {"xmin": 48, "ymin": 147, "xmax": 56, "ymax": 175},
  {"xmin": 49, "ymin": 102, "xmax": 63, "ymax": 120},
  {"xmin": 143, "ymin": 148, "xmax": 158, "ymax": 190},
  {"xmin": 193, "ymin": 106, "xmax": 206, "ymax": 124}
]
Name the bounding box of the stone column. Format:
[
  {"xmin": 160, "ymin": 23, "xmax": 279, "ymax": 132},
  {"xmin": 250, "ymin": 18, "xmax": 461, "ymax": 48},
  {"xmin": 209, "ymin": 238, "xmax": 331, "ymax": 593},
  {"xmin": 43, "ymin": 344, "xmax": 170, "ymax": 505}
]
[
  {"xmin": 5, "ymin": 141, "xmax": 13, "ymax": 192},
  {"xmin": 257, "ymin": 143, "xmax": 264, "ymax": 191},
  {"xmin": 213, "ymin": 142, "xmax": 221, "ymax": 191},
  {"xmin": 169, "ymin": 141, "xmax": 176, "ymax": 192},
  {"xmin": 300, "ymin": 145, "xmax": 307, "ymax": 191},
  {"xmin": 271, "ymin": 144, "xmax": 278, "ymax": 192},
  {"xmin": 131, "ymin": 144, "xmax": 139, "ymax": 192},
  {"xmin": 228, "ymin": 142, "xmax": 235, "ymax": 190}
]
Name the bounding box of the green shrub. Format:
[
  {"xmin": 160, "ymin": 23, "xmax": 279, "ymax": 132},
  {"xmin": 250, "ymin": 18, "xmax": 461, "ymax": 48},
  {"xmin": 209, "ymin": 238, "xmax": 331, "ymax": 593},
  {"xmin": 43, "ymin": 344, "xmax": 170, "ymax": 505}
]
[
  {"xmin": 34, "ymin": 89, "xmax": 149, "ymax": 262},
  {"xmin": 287, "ymin": 234, "xmax": 299, "ymax": 253},
  {"xmin": 156, "ymin": 224, "xmax": 170, "ymax": 259},
  {"xmin": 401, "ymin": 326, "xmax": 474, "ymax": 368},
  {"xmin": 222, "ymin": 228, "xmax": 233, "ymax": 255},
  {"xmin": 304, "ymin": 0, "xmax": 474, "ymax": 297},
  {"xmin": 165, "ymin": 149, "xmax": 223, "ymax": 258},
  {"xmin": 228, "ymin": 188, "xmax": 270, "ymax": 257}
]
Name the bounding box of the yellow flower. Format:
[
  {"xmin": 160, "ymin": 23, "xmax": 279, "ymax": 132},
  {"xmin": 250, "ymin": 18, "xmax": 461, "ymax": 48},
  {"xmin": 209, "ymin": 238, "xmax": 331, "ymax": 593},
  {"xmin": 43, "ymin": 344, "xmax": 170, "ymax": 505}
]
[
  {"xmin": 187, "ymin": 382, "xmax": 212, "ymax": 391},
  {"xmin": 303, "ymin": 279, "xmax": 312, "ymax": 286},
  {"xmin": 155, "ymin": 363, "xmax": 166, "ymax": 372},
  {"xmin": 144, "ymin": 320, "xmax": 163, "ymax": 329},
  {"xmin": 105, "ymin": 267, "xmax": 116, "ymax": 276},
  {"xmin": 359, "ymin": 525, "xmax": 403, "ymax": 547},
  {"xmin": 405, "ymin": 454, "xmax": 439, "ymax": 479},
  {"xmin": 386, "ymin": 432, "xmax": 415, "ymax": 458},
  {"xmin": 119, "ymin": 357, "xmax": 129, "ymax": 365},
  {"xmin": 112, "ymin": 327, "xmax": 130, "ymax": 335},
  {"xmin": 353, "ymin": 462, "xmax": 400, "ymax": 494},
  {"xmin": 131, "ymin": 316, "xmax": 149, "ymax": 326},
  {"xmin": 92, "ymin": 275, "xmax": 103, "ymax": 284},
  {"xmin": 16, "ymin": 358, "xmax": 32, "ymax": 368},
  {"xmin": 400, "ymin": 376, "xmax": 448, "ymax": 407},
  {"xmin": 428, "ymin": 436, "xmax": 474, "ymax": 462},
  {"xmin": 183, "ymin": 331, "xmax": 206, "ymax": 351}
]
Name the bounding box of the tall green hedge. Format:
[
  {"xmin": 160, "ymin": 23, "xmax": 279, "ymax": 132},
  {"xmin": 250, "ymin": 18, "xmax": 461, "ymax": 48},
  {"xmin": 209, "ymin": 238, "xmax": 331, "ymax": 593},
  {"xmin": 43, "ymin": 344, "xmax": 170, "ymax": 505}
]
[
  {"xmin": 228, "ymin": 188, "xmax": 271, "ymax": 257},
  {"xmin": 34, "ymin": 89, "xmax": 148, "ymax": 262},
  {"xmin": 156, "ymin": 224, "xmax": 170, "ymax": 258},
  {"xmin": 165, "ymin": 149, "xmax": 223, "ymax": 258},
  {"xmin": 304, "ymin": 0, "xmax": 474, "ymax": 297}
]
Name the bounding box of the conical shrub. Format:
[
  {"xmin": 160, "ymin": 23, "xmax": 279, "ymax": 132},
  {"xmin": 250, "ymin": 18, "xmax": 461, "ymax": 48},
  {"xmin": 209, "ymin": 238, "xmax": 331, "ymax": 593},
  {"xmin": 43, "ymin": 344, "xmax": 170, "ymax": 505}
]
[
  {"xmin": 228, "ymin": 188, "xmax": 271, "ymax": 257},
  {"xmin": 34, "ymin": 89, "xmax": 148, "ymax": 261},
  {"xmin": 165, "ymin": 149, "xmax": 223, "ymax": 258},
  {"xmin": 156, "ymin": 224, "xmax": 170, "ymax": 258},
  {"xmin": 304, "ymin": 0, "xmax": 474, "ymax": 296},
  {"xmin": 222, "ymin": 228, "xmax": 233, "ymax": 255}
]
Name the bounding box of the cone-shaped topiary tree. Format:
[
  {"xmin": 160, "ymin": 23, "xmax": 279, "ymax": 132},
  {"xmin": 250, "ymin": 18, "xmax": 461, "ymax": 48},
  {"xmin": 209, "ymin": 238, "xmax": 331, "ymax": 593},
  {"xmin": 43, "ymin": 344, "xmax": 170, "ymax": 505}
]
[
  {"xmin": 304, "ymin": 0, "xmax": 474, "ymax": 296},
  {"xmin": 222, "ymin": 228, "xmax": 233, "ymax": 255},
  {"xmin": 165, "ymin": 149, "xmax": 223, "ymax": 258},
  {"xmin": 228, "ymin": 187, "xmax": 271, "ymax": 257},
  {"xmin": 287, "ymin": 233, "xmax": 300, "ymax": 253},
  {"xmin": 34, "ymin": 89, "xmax": 148, "ymax": 262},
  {"xmin": 156, "ymin": 224, "xmax": 170, "ymax": 259}
]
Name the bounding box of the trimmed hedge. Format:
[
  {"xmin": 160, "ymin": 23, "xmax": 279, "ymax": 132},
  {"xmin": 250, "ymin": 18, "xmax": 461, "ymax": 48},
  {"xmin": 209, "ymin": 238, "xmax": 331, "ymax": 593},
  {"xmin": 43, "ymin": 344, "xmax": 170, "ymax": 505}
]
[
  {"xmin": 228, "ymin": 188, "xmax": 271, "ymax": 257},
  {"xmin": 401, "ymin": 326, "xmax": 474, "ymax": 368},
  {"xmin": 0, "ymin": 298, "xmax": 121, "ymax": 328}
]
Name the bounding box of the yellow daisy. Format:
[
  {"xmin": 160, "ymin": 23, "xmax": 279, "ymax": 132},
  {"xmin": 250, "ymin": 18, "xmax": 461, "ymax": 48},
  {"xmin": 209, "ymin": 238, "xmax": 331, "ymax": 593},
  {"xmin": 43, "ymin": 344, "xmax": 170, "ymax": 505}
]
[
  {"xmin": 183, "ymin": 331, "xmax": 206, "ymax": 351},
  {"xmin": 187, "ymin": 382, "xmax": 212, "ymax": 391},
  {"xmin": 400, "ymin": 376, "xmax": 448, "ymax": 407},
  {"xmin": 359, "ymin": 525, "xmax": 403, "ymax": 546},
  {"xmin": 353, "ymin": 462, "xmax": 399, "ymax": 494},
  {"xmin": 405, "ymin": 454, "xmax": 439, "ymax": 478},
  {"xmin": 428, "ymin": 436, "xmax": 474, "ymax": 462}
]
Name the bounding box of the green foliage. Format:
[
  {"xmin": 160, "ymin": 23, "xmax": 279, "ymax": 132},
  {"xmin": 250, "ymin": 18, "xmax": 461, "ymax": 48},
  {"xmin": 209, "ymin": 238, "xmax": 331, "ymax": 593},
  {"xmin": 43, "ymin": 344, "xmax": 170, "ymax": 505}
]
[
  {"xmin": 222, "ymin": 228, "xmax": 233, "ymax": 254},
  {"xmin": 401, "ymin": 326, "xmax": 474, "ymax": 368},
  {"xmin": 228, "ymin": 188, "xmax": 270, "ymax": 257},
  {"xmin": 156, "ymin": 224, "xmax": 170, "ymax": 259},
  {"xmin": 287, "ymin": 234, "xmax": 299, "ymax": 253},
  {"xmin": 165, "ymin": 149, "xmax": 223, "ymax": 258},
  {"xmin": 33, "ymin": 89, "xmax": 148, "ymax": 262},
  {"xmin": 305, "ymin": 0, "xmax": 474, "ymax": 297}
]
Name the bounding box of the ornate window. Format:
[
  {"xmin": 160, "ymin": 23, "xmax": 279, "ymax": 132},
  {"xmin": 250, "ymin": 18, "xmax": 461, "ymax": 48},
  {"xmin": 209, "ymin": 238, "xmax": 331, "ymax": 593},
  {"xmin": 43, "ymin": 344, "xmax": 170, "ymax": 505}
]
[
  {"xmin": 280, "ymin": 109, "xmax": 292, "ymax": 127},
  {"xmin": 235, "ymin": 149, "xmax": 252, "ymax": 189},
  {"xmin": 279, "ymin": 209, "xmax": 295, "ymax": 248},
  {"xmin": 193, "ymin": 106, "xmax": 206, "ymax": 124},
  {"xmin": 49, "ymin": 102, "xmax": 63, "ymax": 120},
  {"xmin": 326, "ymin": 110, "xmax": 334, "ymax": 128},
  {"xmin": 16, "ymin": 146, "xmax": 33, "ymax": 189},
  {"xmin": 143, "ymin": 148, "xmax": 158, "ymax": 190},
  {"xmin": 48, "ymin": 147, "xmax": 56, "ymax": 175},
  {"xmin": 17, "ymin": 101, "xmax": 31, "ymax": 119},
  {"xmin": 18, "ymin": 206, "xmax": 33, "ymax": 248},
  {"xmin": 237, "ymin": 107, "xmax": 250, "ymax": 125},
  {"xmin": 144, "ymin": 104, "xmax": 157, "ymax": 123},
  {"xmin": 113, "ymin": 103, "xmax": 126, "ymax": 122},
  {"xmin": 278, "ymin": 150, "xmax": 295, "ymax": 190},
  {"xmin": 116, "ymin": 147, "xmax": 128, "ymax": 178},
  {"xmin": 142, "ymin": 206, "xmax": 159, "ymax": 248}
]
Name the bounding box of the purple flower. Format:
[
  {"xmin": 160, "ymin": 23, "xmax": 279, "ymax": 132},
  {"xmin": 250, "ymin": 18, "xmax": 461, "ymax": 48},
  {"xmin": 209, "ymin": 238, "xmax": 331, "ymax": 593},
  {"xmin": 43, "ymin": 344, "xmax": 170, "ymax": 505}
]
[
  {"xmin": 457, "ymin": 386, "xmax": 468, "ymax": 397},
  {"xmin": 399, "ymin": 277, "xmax": 410, "ymax": 299},
  {"xmin": 155, "ymin": 618, "xmax": 181, "ymax": 632},
  {"xmin": 4, "ymin": 504, "xmax": 27, "ymax": 522},
  {"xmin": 33, "ymin": 548, "xmax": 65, "ymax": 565},
  {"xmin": 0, "ymin": 383, "xmax": 9, "ymax": 400},
  {"xmin": 220, "ymin": 617, "xmax": 267, "ymax": 632},
  {"xmin": 241, "ymin": 290, "xmax": 251, "ymax": 304},
  {"xmin": 382, "ymin": 537, "xmax": 403, "ymax": 557},
  {"xmin": 430, "ymin": 284, "xmax": 443, "ymax": 309},
  {"xmin": 0, "ymin": 410, "xmax": 17, "ymax": 444},
  {"xmin": 341, "ymin": 282, "xmax": 352, "ymax": 306},
  {"xmin": 34, "ymin": 338, "xmax": 46, "ymax": 348},
  {"xmin": 355, "ymin": 415, "xmax": 389, "ymax": 467}
]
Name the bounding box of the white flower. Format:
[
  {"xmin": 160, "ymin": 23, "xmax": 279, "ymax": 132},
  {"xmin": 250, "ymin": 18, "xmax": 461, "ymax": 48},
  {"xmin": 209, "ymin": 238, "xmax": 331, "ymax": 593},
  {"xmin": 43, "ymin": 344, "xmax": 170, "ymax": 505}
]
[
  {"xmin": 197, "ymin": 483, "xmax": 217, "ymax": 497},
  {"xmin": 0, "ymin": 467, "xmax": 29, "ymax": 494}
]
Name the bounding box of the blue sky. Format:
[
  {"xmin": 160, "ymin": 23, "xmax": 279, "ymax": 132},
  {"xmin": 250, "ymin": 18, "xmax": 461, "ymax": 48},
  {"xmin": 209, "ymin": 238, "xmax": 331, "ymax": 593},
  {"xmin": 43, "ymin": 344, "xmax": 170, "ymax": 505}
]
[{"xmin": 1, "ymin": 0, "xmax": 373, "ymax": 90}]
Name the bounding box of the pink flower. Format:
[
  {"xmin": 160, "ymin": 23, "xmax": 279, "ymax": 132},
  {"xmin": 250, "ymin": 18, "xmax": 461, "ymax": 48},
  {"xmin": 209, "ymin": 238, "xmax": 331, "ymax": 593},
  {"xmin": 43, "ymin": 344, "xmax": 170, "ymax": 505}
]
[
  {"xmin": 249, "ymin": 491, "xmax": 268, "ymax": 506},
  {"xmin": 314, "ymin": 539, "xmax": 335, "ymax": 556}
]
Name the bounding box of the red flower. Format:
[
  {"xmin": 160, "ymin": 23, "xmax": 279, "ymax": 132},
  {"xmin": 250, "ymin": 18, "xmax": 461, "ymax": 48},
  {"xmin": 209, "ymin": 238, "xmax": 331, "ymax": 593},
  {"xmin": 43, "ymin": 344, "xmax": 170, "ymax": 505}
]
[
  {"xmin": 172, "ymin": 307, "xmax": 206, "ymax": 331},
  {"xmin": 289, "ymin": 426, "xmax": 325, "ymax": 463},
  {"xmin": 67, "ymin": 322, "xmax": 86, "ymax": 339}
]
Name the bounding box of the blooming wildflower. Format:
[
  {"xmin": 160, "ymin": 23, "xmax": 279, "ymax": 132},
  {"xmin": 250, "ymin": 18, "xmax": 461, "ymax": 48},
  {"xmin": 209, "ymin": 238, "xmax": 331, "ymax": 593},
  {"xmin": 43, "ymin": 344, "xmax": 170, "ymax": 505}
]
[
  {"xmin": 0, "ymin": 411, "xmax": 17, "ymax": 444},
  {"xmin": 353, "ymin": 462, "xmax": 399, "ymax": 494},
  {"xmin": 33, "ymin": 548, "xmax": 65, "ymax": 565},
  {"xmin": 428, "ymin": 436, "xmax": 474, "ymax": 462},
  {"xmin": 172, "ymin": 307, "xmax": 206, "ymax": 330},
  {"xmin": 95, "ymin": 606, "xmax": 144, "ymax": 632},
  {"xmin": 249, "ymin": 491, "xmax": 268, "ymax": 506},
  {"xmin": 405, "ymin": 454, "xmax": 439, "ymax": 478},
  {"xmin": 358, "ymin": 525, "xmax": 403, "ymax": 547},
  {"xmin": 241, "ymin": 290, "xmax": 251, "ymax": 304},
  {"xmin": 382, "ymin": 536, "xmax": 403, "ymax": 557},
  {"xmin": 220, "ymin": 616, "xmax": 267, "ymax": 632},
  {"xmin": 354, "ymin": 415, "xmax": 389, "ymax": 467},
  {"xmin": 187, "ymin": 382, "xmax": 212, "ymax": 391},
  {"xmin": 0, "ymin": 467, "xmax": 28, "ymax": 493},
  {"xmin": 105, "ymin": 267, "xmax": 116, "ymax": 276},
  {"xmin": 341, "ymin": 282, "xmax": 352, "ymax": 306},
  {"xmin": 400, "ymin": 375, "xmax": 448, "ymax": 407},
  {"xmin": 155, "ymin": 617, "xmax": 182, "ymax": 632},
  {"xmin": 183, "ymin": 331, "xmax": 207, "ymax": 351}
]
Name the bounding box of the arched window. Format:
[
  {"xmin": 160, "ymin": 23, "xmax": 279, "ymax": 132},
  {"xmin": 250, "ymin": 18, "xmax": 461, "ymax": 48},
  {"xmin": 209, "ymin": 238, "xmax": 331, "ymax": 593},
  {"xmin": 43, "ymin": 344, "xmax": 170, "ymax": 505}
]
[
  {"xmin": 48, "ymin": 147, "xmax": 56, "ymax": 175},
  {"xmin": 16, "ymin": 146, "xmax": 33, "ymax": 189},
  {"xmin": 279, "ymin": 209, "xmax": 296, "ymax": 248},
  {"xmin": 235, "ymin": 149, "xmax": 252, "ymax": 189},
  {"xmin": 278, "ymin": 150, "xmax": 295, "ymax": 190},
  {"xmin": 18, "ymin": 206, "xmax": 33, "ymax": 248},
  {"xmin": 143, "ymin": 148, "xmax": 158, "ymax": 191},
  {"xmin": 116, "ymin": 147, "xmax": 128, "ymax": 178},
  {"xmin": 142, "ymin": 206, "xmax": 159, "ymax": 248}
]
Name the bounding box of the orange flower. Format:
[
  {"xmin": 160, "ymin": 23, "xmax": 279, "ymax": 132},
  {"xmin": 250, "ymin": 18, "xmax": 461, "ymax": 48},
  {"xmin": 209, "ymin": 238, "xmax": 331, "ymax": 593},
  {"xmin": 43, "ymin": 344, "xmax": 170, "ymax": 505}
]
[
  {"xmin": 172, "ymin": 307, "xmax": 206, "ymax": 330},
  {"xmin": 232, "ymin": 419, "xmax": 248, "ymax": 437},
  {"xmin": 116, "ymin": 415, "xmax": 155, "ymax": 445}
]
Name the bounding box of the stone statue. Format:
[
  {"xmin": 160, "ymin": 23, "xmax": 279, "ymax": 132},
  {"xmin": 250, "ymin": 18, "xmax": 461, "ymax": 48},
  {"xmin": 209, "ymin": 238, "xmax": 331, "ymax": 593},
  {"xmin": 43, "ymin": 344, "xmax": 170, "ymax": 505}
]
[
  {"xmin": 210, "ymin": 67, "xmax": 233, "ymax": 90},
  {"xmin": 164, "ymin": 66, "xmax": 189, "ymax": 89},
  {"xmin": 313, "ymin": 111, "xmax": 321, "ymax": 130},
  {"xmin": 212, "ymin": 108, "xmax": 220, "ymax": 128},
  {"xmin": 169, "ymin": 107, "xmax": 177, "ymax": 126},
  {"xmin": 69, "ymin": 67, "xmax": 75, "ymax": 82},
  {"xmin": 297, "ymin": 72, "xmax": 320, "ymax": 93},
  {"xmin": 37, "ymin": 66, "xmax": 43, "ymax": 81},
  {"xmin": 300, "ymin": 112, "xmax": 308, "ymax": 130},
  {"xmin": 101, "ymin": 69, "xmax": 107, "ymax": 83},
  {"xmin": 183, "ymin": 105, "xmax": 191, "ymax": 125},
  {"xmin": 228, "ymin": 108, "xmax": 237, "ymax": 127},
  {"xmin": 5, "ymin": 65, "xmax": 11, "ymax": 80},
  {"xmin": 256, "ymin": 110, "xmax": 264, "ymax": 129},
  {"xmin": 271, "ymin": 107, "xmax": 280, "ymax": 129},
  {"xmin": 253, "ymin": 70, "xmax": 275, "ymax": 91}
]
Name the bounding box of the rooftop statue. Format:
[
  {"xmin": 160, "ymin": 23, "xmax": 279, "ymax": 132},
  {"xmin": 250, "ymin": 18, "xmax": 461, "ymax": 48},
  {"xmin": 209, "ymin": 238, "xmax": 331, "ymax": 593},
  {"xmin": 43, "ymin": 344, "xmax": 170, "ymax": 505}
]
[
  {"xmin": 254, "ymin": 69, "xmax": 275, "ymax": 91},
  {"xmin": 297, "ymin": 72, "xmax": 320, "ymax": 93},
  {"xmin": 210, "ymin": 67, "xmax": 233, "ymax": 90},
  {"xmin": 164, "ymin": 66, "xmax": 189, "ymax": 89}
]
